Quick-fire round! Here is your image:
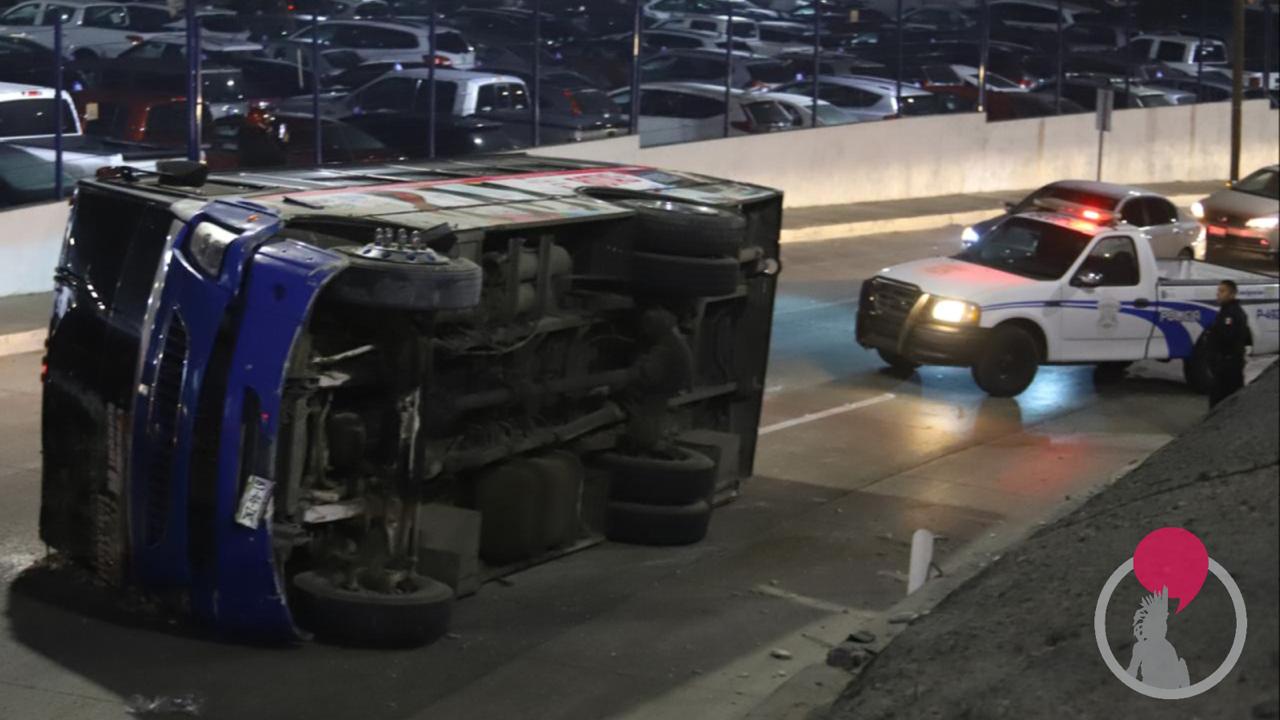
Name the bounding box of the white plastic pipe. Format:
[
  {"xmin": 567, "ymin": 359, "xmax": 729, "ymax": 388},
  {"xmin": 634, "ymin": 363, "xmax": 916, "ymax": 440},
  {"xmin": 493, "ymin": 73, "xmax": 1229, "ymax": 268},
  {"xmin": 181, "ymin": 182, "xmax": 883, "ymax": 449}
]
[{"xmin": 907, "ymin": 528, "xmax": 935, "ymax": 595}]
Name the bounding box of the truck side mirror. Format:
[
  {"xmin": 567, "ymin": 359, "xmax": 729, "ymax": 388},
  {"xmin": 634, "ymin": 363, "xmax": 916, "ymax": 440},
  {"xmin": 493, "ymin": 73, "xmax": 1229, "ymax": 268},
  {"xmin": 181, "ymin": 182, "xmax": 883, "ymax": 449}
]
[{"xmin": 1072, "ymin": 270, "xmax": 1104, "ymax": 288}]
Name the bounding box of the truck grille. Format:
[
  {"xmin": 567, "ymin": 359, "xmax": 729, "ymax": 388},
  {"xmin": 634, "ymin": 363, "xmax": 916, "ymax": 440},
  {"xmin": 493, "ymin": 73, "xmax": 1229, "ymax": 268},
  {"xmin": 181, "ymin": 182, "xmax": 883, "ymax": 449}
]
[
  {"xmin": 864, "ymin": 277, "xmax": 922, "ymax": 328},
  {"xmin": 859, "ymin": 277, "xmax": 923, "ymax": 346},
  {"xmin": 144, "ymin": 315, "xmax": 188, "ymax": 548}
]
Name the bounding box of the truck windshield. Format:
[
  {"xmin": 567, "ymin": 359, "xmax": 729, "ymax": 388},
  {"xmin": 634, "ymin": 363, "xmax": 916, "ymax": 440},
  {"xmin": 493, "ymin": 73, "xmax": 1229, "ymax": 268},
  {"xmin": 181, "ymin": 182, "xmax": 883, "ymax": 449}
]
[{"xmin": 955, "ymin": 217, "xmax": 1093, "ymax": 280}]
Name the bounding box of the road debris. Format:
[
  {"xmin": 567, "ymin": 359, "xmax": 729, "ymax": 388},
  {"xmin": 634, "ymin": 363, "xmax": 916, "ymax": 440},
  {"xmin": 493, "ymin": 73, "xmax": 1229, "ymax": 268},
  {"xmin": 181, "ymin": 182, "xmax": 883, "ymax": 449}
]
[
  {"xmin": 847, "ymin": 630, "xmax": 877, "ymax": 644},
  {"xmin": 770, "ymin": 648, "xmax": 794, "ymax": 660},
  {"xmin": 125, "ymin": 694, "xmax": 203, "ymax": 716},
  {"xmin": 827, "ymin": 642, "xmax": 873, "ymax": 671}
]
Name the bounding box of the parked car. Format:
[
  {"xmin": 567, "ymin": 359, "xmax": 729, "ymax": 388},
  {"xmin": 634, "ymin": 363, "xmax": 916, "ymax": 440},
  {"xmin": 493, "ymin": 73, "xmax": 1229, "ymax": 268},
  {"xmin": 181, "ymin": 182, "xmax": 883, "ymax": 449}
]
[
  {"xmin": 644, "ymin": 28, "xmax": 758, "ymax": 54},
  {"xmin": 642, "ymin": 28, "xmax": 755, "ymax": 54},
  {"xmin": 90, "ymin": 40, "xmax": 250, "ymax": 119},
  {"xmin": 961, "ymin": 180, "xmax": 1203, "ymax": 261},
  {"xmin": 447, "ymin": 8, "xmax": 580, "ymax": 53},
  {"xmin": 118, "ymin": 2, "xmax": 172, "ymax": 33},
  {"xmin": 287, "ymin": 0, "xmax": 392, "ymax": 22},
  {"xmin": 1151, "ymin": 75, "xmax": 1269, "ymax": 104},
  {"xmin": 0, "ymin": 32, "xmax": 86, "ymax": 89},
  {"xmin": 0, "ymin": 0, "xmax": 156, "ymax": 60},
  {"xmin": 788, "ymin": 1, "xmax": 887, "ymax": 28},
  {"xmin": 650, "ymin": 17, "xmax": 808, "ymax": 57},
  {"xmin": 770, "ymin": 74, "xmax": 942, "ymax": 121},
  {"xmin": 859, "ymin": 210, "xmax": 1279, "ymax": 396},
  {"xmin": 1, "ymin": 79, "xmax": 78, "ymax": 141},
  {"xmin": 608, "ymin": 81, "xmax": 791, "ymax": 144},
  {"xmin": 1060, "ymin": 22, "xmax": 1129, "ymax": 52},
  {"xmin": 41, "ymin": 157, "xmax": 781, "ymax": 646},
  {"xmin": 912, "ymin": 40, "xmax": 1056, "ymax": 90},
  {"xmin": 113, "ymin": 33, "xmax": 262, "ymax": 63},
  {"xmin": 640, "ymin": 48, "xmax": 794, "ymax": 89},
  {"xmin": 1049, "ymin": 76, "xmax": 1180, "ymax": 109},
  {"xmin": 753, "ymin": 20, "xmax": 818, "ymax": 56},
  {"xmin": 162, "ymin": 9, "xmax": 251, "ymax": 44},
  {"xmin": 265, "ymin": 20, "xmax": 476, "ymax": 70},
  {"xmin": 206, "ymin": 111, "xmax": 396, "ymax": 170},
  {"xmin": 0, "ymin": 80, "xmax": 143, "ymax": 206},
  {"xmin": 653, "ymin": 14, "xmax": 763, "ymax": 47},
  {"xmin": 1062, "ymin": 53, "xmax": 1189, "ymax": 87},
  {"xmin": 989, "ymin": 0, "xmax": 1102, "ymax": 32},
  {"xmin": 492, "ymin": 70, "xmax": 630, "ymax": 145},
  {"xmin": 644, "ymin": 0, "xmax": 780, "ymax": 24},
  {"xmin": 76, "ymin": 88, "xmax": 213, "ymax": 147},
  {"xmin": 326, "ymin": 58, "xmax": 429, "ymax": 90},
  {"xmin": 557, "ymin": 35, "xmax": 634, "ymax": 88},
  {"xmin": 993, "ymin": 90, "xmax": 1085, "ymax": 119},
  {"xmin": 0, "ymin": 141, "xmax": 75, "ymax": 207},
  {"xmin": 775, "ymin": 49, "xmax": 886, "ymax": 79},
  {"xmin": 228, "ymin": 56, "xmax": 321, "ymax": 104},
  {"xmin": 900, "ymin": 5, "xmax": 977, "ymax": 32},
  {"xmin": 950, "ymin": 64, "xmax": 1030, "ymax": 92},
  {"xmin": 1193, "ymin": 165, "xmax": 1280, "ymax": 269},
  {"xmin": 763, "ymin": 89, "xmax": 860, "ymax": 126},
  {"xmin": 276, "ymin": 68, "xmax": 565, "ymax": 152},
  {"xmin": 1126, "ymin": 33, "xmax": 1267, "ymax": 88}
]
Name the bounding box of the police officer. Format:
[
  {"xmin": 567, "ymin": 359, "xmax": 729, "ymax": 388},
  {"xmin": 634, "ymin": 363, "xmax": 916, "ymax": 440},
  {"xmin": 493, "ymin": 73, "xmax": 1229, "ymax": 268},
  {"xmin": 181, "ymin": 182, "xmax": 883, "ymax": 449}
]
[{"xmin": 1206, "ymin": 280, "xmax": 1252, "ymax": 408}]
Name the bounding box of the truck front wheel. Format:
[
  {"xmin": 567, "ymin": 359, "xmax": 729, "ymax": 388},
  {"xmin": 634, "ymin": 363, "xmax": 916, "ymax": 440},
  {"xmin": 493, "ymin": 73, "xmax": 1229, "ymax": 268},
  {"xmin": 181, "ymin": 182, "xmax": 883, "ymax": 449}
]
[
  {"xmin": 876, "ymin": 348, "xmax": 920, "ymax": 375},
  {"xmin": 971, "ymin": 325, "xmax": 1039, "ymax": 397},
  {"xmin": 291, "ymin": 571, "xmax": 454, "ymax": 648}
]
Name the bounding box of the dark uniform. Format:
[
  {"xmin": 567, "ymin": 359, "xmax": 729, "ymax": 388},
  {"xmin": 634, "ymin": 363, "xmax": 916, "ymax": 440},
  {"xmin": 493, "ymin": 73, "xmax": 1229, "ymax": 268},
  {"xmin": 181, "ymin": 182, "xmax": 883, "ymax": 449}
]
[{"xmin": 1206, "ymin": 299, "xmax": 1252, "ymax": 407}]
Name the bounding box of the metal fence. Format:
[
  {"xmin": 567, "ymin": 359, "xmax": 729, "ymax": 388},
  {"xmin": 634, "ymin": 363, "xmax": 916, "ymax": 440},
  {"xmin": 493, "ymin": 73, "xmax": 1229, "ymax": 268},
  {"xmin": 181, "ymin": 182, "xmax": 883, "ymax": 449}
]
[{"xmin": 0, "ymin": 0, "xmax": 1276, "ymax": 210}]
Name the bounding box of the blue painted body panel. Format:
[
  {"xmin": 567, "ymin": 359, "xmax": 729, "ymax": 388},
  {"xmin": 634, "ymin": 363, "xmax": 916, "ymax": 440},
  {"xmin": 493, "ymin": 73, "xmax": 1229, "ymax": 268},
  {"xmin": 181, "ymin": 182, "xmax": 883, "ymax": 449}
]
[
  {"xmin": 197, "ymin": 239, "xmax": 346, "ymax": 636},
  {"xmin": 127, "ymin": 199, "xmax": 347, "ymax": 638}
]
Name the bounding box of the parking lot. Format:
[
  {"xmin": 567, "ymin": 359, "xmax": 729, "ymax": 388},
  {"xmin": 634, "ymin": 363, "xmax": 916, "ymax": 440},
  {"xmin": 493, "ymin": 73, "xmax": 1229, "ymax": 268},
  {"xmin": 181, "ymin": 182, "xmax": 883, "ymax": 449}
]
[
  {"xmin": 3, "ymin": 0, "xmax": 1278, "ymax": 209},
  {"xmin": 1, "ymin": 221, "xmax": 1240, "ymax": 720}
]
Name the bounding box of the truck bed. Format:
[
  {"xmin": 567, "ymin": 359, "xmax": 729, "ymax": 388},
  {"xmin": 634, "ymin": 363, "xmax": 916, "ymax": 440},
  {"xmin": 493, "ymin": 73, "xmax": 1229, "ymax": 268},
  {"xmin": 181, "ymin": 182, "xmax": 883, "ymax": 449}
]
[{"xmin": 1157, "ymin": 258, "xmax": 1279, "ymax": 286}]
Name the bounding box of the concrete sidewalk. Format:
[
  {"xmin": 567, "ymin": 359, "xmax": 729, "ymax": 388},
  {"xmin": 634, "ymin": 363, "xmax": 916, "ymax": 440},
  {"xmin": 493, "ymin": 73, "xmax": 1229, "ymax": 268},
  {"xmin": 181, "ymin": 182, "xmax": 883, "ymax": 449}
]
[
  {"xmin": 0, "ymin": 293, "xmax": 49, "ymax": 358},
  {"xmin": 821, "ymin": 365, "xmax": 1279, "ymax": 720},
  {"xmin": 780, "ymin": 180, "xmax": 1226, "ymax": 243}
]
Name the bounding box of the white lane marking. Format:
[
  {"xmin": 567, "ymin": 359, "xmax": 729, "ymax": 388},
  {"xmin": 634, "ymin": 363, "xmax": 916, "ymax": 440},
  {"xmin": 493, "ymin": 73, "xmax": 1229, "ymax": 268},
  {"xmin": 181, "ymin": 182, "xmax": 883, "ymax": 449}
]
[
  {"xmin": 752, "ymin": 583, "xmax": 850, "ymax": 613},
  {"xmin": 774, "ymin": 297, "xmax": 859, "ymax": 316},
  {"xmin": 759, "ymin": 393, "xmax": 896, "ymax": 436}
]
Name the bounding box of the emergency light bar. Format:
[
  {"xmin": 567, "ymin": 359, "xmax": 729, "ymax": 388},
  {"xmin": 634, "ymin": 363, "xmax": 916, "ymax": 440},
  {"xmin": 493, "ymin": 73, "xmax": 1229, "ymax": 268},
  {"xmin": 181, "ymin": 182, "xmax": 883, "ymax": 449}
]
[{"xmin": 1032, "ymin": 197, "xmax": 1119, "ymax": 226}]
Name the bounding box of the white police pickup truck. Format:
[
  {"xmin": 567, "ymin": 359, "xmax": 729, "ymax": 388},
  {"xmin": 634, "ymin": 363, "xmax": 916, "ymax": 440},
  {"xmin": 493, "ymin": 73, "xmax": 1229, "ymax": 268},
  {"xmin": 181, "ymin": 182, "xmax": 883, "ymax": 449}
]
[{"xmin": 857, "ymin": 209, "xmax": 1280, "ymax": 396}]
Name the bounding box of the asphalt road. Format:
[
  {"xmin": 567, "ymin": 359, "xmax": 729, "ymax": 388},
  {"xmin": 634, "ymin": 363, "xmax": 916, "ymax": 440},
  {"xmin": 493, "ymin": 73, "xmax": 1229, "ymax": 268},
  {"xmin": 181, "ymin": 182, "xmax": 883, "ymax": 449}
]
[{"xmin": 0, "ymin": 226, "xmax": 1215, "ymax": 720}]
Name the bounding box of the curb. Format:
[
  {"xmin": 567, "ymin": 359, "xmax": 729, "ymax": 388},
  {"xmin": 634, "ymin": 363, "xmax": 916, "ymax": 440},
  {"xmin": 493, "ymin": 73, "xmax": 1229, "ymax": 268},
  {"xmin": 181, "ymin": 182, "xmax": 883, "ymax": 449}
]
[
  {"xmin": 0, "ymin": 329, "xmax": 44, "ymax": 359},
  {"xmin": 779, "ymin": 193, "xmax": 1206, "ymax": 244},
  {"xmin": 781, "ymin": 208, "xmax": 999, "ymax": 244}
]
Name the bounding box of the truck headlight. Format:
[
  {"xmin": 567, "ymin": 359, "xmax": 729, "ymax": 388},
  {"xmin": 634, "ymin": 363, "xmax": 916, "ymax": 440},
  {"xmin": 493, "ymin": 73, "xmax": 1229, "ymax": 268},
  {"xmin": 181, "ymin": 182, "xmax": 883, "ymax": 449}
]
[
  {"xmin": 1190, "ymin": 201, "xmax": 1204, "ymax": 220},
  {"xmin": 961, "ymin": 226, "xmax": 979, "ymax": 245},
  {"xmin": 1246, "ymin": 215, "xmax": 1279, "ymax": 230},
  {"xmin": 931, "ymin": 299, "xmax": 980, "ymax": 324},
  {"xmin": 187, "ymin": 221, "xmax": 238, "ymax": 277}
]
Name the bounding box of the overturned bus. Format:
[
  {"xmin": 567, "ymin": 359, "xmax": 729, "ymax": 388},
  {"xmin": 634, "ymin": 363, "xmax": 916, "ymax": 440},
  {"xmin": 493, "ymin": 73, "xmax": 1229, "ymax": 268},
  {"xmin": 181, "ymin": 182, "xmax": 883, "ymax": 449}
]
[{"xmin": 41, "ymin": 157, "xmax": 782, "ymax": 647}]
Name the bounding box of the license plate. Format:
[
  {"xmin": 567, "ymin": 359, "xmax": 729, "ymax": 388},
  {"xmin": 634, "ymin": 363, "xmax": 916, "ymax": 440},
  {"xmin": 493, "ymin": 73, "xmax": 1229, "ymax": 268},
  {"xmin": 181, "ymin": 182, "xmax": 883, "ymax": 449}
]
[{"xmin": 234, "ymin": 475, "xmax": 275, "ymax": 529}]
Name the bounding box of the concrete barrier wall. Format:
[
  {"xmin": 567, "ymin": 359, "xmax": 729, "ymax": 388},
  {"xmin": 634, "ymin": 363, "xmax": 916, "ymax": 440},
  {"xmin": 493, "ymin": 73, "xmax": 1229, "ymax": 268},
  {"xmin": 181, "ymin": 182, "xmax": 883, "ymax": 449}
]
[
  {"xmin": 532, "ymin": 100, "xmax": 1280, "ymax": 208},
  {"xmin": 2, "ymin": 100, "xmax": 1276, "ymax": 298},
  {"xmin": 0, "ymin": 200, "xmax": 68, "ymax": 298}
]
